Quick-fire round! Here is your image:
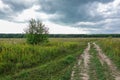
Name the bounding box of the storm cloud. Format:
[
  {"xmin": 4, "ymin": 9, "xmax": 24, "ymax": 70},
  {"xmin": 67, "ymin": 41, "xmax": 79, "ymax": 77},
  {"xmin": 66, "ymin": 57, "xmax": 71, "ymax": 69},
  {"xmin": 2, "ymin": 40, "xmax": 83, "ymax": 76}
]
[{"xmin": 0, "ymin": 0, "xmax": 120, "ymax": 34}]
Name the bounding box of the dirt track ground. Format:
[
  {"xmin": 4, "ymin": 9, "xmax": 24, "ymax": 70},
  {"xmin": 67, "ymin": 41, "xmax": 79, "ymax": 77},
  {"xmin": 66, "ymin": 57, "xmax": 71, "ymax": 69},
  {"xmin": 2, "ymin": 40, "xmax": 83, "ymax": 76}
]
[{"xmin": 71, "ymin": 42, "xmax": 120, "ymax": 80}]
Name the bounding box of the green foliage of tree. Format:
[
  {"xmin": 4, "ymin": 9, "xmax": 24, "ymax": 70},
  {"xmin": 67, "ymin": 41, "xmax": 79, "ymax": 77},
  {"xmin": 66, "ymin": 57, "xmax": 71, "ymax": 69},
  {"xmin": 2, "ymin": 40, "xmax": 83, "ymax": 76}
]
[{"xmin": 25, "ymin": 19, "xmax": 49, "ymax": 44}]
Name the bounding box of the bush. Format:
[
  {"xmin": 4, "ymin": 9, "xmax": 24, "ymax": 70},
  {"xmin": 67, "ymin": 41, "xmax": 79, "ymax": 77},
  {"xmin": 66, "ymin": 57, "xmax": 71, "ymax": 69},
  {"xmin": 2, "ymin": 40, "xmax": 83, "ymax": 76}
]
[{"xmin": 25, "ymin": 19, "xmax": 49, "ymax": 44}]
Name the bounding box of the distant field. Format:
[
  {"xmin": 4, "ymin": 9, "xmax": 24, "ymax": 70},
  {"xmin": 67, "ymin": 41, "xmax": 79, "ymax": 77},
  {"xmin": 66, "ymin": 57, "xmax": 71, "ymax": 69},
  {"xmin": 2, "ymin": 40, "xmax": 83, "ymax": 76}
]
[{"xmin": 0, "ymin": 38, "xmax": 120, "ymax": 80}]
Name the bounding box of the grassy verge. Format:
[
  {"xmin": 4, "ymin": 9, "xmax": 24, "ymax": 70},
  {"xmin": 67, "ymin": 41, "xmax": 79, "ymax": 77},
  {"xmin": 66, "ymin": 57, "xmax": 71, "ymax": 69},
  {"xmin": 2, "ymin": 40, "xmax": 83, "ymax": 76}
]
[{"xmin": 98, "ymin": 38, "xmax": 120, "ymax": 70}]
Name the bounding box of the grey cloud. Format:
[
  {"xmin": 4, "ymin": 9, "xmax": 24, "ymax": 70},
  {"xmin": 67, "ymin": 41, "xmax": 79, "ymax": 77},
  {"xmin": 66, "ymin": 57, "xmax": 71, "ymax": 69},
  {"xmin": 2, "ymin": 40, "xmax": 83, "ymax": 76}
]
[
  {"xmin": 38, "ymin": 0, "xmax": 113, "ymax": 24},
  {"xmin": 0, "ymin": 0, "xmax": 119, "ymax": 34},
  {"xmin": 0, "ymin": 0, "xmax": 38, "ymax": 21},
  {"xmin": 0, "ymin": 0, "xmax": 113, "ymax": 23},
  {"xmin": 75, "ymin": 18, "xmax": 120, "ymax": 34},
  {"xmin": 2, "ymin": 0, "xmax": 37, "ymax": 12}
]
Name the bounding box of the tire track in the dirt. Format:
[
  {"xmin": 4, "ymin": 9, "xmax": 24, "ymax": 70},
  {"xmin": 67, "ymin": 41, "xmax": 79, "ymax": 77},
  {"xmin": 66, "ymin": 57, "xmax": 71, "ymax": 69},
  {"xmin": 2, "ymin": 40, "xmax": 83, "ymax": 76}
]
[
  {"xmin": 70, "ymin": 43, "xmax": 90, "ymax": 80},
  {"xmin": 81, "ymin": 43, "xmax": 90, "ymax": 80},
  {"xmin": 93, "ymin": 43, "xmax": 120, "ymax": 80}
]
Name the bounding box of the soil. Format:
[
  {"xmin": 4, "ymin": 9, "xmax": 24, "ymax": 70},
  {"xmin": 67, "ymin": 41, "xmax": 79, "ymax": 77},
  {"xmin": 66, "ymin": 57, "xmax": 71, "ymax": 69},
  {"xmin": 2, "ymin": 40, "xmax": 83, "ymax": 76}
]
[{"xmin": 70, "ymin": 43, "xmax": 90, "ymax": 80}]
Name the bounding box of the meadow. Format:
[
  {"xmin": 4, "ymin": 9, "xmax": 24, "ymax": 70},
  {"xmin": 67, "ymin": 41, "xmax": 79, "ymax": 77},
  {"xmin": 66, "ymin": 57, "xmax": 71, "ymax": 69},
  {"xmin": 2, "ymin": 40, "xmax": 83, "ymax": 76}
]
[
  {"xmin": 0, "ymin": 38, "xmax": 89, "ymax": 80},
  {"xmin": 0, "ymin": 38, "xmax": 120, "ymax": 80}
]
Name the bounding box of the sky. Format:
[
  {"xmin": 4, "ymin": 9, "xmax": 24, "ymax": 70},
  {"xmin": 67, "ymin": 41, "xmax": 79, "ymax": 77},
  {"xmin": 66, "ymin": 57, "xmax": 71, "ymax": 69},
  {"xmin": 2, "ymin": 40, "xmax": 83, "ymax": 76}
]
[{"xmin": 0, "ymin": 0, "xmax": 120, "ymax": 34}]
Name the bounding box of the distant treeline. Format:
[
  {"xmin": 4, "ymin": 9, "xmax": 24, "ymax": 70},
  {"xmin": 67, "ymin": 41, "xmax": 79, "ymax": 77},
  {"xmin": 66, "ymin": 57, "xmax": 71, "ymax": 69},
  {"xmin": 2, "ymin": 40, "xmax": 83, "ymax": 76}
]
[
  {"xmin": 0, "ymin": 34, "xmax": 120, "ymax": 38},
  {"xmin": 0, "ymin": 34, "xmax": 25, "ymax": 38}
]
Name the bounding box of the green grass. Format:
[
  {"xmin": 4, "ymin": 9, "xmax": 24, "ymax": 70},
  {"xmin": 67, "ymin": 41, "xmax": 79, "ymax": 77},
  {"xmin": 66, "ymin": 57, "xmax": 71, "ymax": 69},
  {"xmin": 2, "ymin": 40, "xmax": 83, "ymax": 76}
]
[
  {"xmin": 98, "ymin": 38, "xmax": 120, "ymax": 70},
  {"xmin": 0, "ymin": 38, "xmax": 119, "ymax": 80},
  {"xmin": 0, "ymin": 38, "xmax": 87, "ymax": 80}
]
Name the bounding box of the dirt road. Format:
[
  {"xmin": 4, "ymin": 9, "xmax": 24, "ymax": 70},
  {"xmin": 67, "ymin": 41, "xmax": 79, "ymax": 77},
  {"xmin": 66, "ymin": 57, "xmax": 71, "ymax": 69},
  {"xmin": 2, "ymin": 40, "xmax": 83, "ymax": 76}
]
[
  {"xmin": 71, "ymin": 42, "xmax": 120, "ymax": 80},
  {"xmin": 71, "ymin": 43, "xmax": 90, "ymax": 80}
]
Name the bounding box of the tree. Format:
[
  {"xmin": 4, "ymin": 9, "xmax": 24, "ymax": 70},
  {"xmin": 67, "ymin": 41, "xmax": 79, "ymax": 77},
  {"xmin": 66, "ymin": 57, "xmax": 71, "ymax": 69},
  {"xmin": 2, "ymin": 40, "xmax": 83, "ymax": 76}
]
[{"xmin": 25, "ymin": 19, "xmax": 49, "ymax": 44}]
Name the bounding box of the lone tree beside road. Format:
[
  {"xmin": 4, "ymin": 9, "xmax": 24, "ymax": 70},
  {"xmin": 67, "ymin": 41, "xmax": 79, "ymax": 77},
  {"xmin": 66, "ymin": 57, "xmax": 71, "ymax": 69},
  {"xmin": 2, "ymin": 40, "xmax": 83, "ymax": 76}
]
[{"xmin": 25, "ymin": 19, "xmax": 49, "ymax": 44}]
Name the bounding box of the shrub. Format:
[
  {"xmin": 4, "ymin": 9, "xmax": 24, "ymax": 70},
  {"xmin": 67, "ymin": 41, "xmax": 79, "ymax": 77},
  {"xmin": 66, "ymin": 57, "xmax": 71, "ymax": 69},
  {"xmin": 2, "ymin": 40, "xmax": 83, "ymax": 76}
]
[{"xmin": 25, "ymin": 19, "xmax": 49, "ymax": 44}]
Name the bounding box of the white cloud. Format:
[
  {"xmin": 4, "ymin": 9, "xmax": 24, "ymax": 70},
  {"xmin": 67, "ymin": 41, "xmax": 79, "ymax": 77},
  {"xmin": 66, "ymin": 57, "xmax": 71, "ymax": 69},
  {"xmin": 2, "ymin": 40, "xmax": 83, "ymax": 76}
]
[
  {"xmin": 13, "ymin": 4, "xmax": 63, "ymax": 22},
  {"xmin": 87, "ymin": 18, "xmax": 117, "ymax": 24},
  {"xmin": 13, "ymin": 5, "xmax": 41, "ymax": 22},
  {"xmin": 0, "ymin": 0, "xmax": 9, "ymax": 9},
  {"xmin": 0, "ymin": 0, "xmax": 119, "ymax": 34},
  {"xmin": 0, "ymin": 19, "xmax": 89, "ymax": 34},
  {"xmin": 0, "ymin": 19, "xmax": 27, "ymax": 33},
  {"xmin": 78, "ymin": 0, "xmax": 120, "ymax": 33},
  {"xmin": 75, "ymin": 22, "xmax": 96, "ymax": 26},
  {"xmin": 89, "ymin": 0, "xmax": 120, "ymax": 18},
  {"xmin": 44, "ymin": 21, "xmax": 89, "ymax": 34},
  {"xmin": 74, "ymin": 18, "xmax": 120, "ymax": 31}
]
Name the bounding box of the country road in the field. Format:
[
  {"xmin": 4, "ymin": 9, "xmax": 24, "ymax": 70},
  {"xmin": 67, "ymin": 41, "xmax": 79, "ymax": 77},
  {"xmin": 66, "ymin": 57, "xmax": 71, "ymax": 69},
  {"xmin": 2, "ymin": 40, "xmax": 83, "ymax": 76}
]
[
  {"xmin": 71, "ymin": 42, "xmax": 120, "ymax": 80},
  {"xmin": 71, "ymin": 43, "xmax": 90, "ymax": 80},
  {"xmin": 93, "ymin": 43, "xmax": 120, "ymax": 80}
]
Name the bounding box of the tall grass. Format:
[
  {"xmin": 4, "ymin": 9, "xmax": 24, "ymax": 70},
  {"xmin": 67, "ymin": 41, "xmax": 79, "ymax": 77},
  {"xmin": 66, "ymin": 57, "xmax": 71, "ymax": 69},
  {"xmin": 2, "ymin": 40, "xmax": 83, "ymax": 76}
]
[
  {"xmin": 0, "ymin": 38, "xmax": 87, "ymax": 80},
  {"xmin": 98, "ymin": 38, "xmax": 120, "ymax": 70}
]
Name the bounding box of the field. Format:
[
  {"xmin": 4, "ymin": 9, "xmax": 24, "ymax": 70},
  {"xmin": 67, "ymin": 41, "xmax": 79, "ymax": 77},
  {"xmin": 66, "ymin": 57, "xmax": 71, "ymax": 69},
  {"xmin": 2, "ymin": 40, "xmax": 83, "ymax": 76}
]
[{"xmin": 0, "ymin": 38, "xmax": 120, "ymax": 80}]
